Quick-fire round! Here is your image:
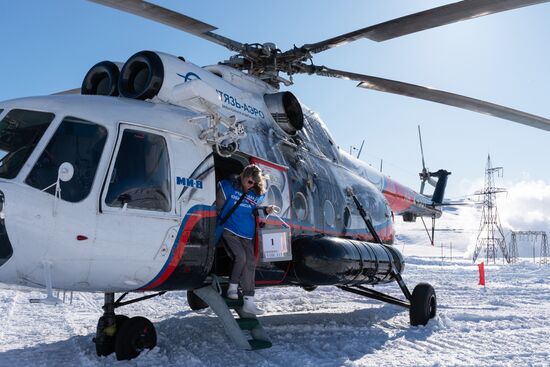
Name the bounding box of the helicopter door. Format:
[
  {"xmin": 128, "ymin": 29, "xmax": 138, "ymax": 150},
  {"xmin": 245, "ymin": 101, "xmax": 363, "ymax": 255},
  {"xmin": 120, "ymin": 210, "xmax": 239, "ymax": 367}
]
[
  {"xmin": 94, "ymin": 124, "xmax": 178, "ymax": 289},
  {"xmin": 21, "ymin": 115, "xmax": 108, "ymax": 289}
]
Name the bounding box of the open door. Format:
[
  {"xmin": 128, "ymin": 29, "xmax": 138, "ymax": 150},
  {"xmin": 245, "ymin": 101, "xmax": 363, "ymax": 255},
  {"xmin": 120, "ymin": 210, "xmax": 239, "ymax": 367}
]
[{"xmin": 212, "ymin": 154, "xmax": 292, "ymax": 285}]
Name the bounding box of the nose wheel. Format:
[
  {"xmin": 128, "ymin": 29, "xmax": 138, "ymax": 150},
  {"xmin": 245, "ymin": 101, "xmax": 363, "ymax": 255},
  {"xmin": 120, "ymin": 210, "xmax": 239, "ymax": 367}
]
[
  {"xmin": 94, "ymin": 314, "xmax": 130, "ymax": 356},
  {"xmin": 114, "ymin": 316, "xmax": 157, "ymax": 360},
  {"xmin": 94, "ymin": 292, "xmax": 162, "ymax": 360}
]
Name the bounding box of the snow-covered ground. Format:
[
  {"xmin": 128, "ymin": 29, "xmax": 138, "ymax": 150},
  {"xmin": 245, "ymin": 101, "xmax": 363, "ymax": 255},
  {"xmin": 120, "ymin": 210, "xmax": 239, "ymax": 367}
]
[{"xmin": 1, "ymin": 206, "xmax": 549, "ymax": 366}]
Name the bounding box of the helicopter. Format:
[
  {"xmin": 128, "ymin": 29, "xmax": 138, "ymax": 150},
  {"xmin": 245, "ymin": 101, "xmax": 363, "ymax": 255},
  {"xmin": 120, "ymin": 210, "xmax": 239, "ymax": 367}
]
[{"xmin": 1, "ymin": 0, "xmax": 549, "ymax": 361}]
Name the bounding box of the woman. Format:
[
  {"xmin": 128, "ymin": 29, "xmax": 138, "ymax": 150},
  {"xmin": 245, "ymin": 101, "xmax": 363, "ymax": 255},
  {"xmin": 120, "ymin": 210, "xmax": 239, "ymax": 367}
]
[{"xmin": 216, "ymin": 164, "xmax": 274, "ymax": 315}]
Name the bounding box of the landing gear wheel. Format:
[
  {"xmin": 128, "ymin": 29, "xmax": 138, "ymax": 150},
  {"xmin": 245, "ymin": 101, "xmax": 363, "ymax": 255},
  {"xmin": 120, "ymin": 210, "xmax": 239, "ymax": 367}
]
[
  {"xmin": 95, "ymin": 315, "xmax": 115, "ymax": 357},
  {"xmin": 94, "ymin": 314, "xmax": 130, "ymax": 356},
  {"xmin": 409, "ymin": 283, "xmax": 437, "ymax": 326},
  {"xmin": 115, "ymin": 314, "xmax": 130, "ymax": 330},
  {"xmin": 301, "ymin": 285, "xmax": 317, "ymax": 292},
  {"xmin": 187, "ymin": 290, "xmax": 208, "ymax": 310},
  {"xmin": 115, "ymin": 316, "xmax": 157, "ymax": 361}
]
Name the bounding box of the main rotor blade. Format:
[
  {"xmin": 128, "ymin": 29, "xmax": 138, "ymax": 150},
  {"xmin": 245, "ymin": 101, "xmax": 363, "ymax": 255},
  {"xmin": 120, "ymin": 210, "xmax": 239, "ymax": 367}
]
[
  {"xmin": 88, "ymin": 0, "xmax": 244, "ymax": 52},
  {"xmin": 303, "ymin": 65, "xmax": 550, "ymax": 131},
  {"xmin": 301, "ymin": 0, "xmax": 549, "ymax": 54}
]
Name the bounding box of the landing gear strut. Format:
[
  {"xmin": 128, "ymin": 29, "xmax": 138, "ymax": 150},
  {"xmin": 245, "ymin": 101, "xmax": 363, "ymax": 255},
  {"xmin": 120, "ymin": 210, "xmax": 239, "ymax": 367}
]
[
  {"xmin": 340, "ymin": 277, "xmax": 437, "ymax": 326},
  {"xmin": 344, "ymin": 187, "xmax": 437, "ymax": 326},
  {"xmin": 94, "ymin": 291, "xmax": 164, "ymax": 360},
  {"xmin": 94, "ymin": 293, "xmax": 118, "ymax": 357}
]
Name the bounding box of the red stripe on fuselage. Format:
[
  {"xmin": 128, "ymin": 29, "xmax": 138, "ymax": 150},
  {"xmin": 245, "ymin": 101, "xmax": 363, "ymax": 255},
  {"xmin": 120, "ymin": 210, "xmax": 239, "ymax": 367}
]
[
  {"xmin": 146, "ymin": 210, "xmax": 393, "ymax": 290},
  {"xmin": 383, "ymin": 178, "xmax": 416, "ymax": 213}
]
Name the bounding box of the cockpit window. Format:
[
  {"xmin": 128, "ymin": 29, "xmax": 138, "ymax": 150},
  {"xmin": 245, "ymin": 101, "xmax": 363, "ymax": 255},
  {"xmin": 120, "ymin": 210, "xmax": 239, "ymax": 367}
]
[
  {"xmin": 26, "ymin": 116, "xmax": 107, "ymax": 202},
  {"xmin": 0, "ymin": 109, "xmax": 55, "ymax": 179},
  {"xmin": 105, "ymin": 129, "xmax": 171, "ymax": 212}
]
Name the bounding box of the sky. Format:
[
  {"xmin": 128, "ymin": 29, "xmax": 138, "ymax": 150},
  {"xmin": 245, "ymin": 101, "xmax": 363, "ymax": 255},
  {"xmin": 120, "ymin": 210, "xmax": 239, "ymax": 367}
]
[{"xmin": 0, "ymin": 0, "xmax": 549, "ymax": 200}]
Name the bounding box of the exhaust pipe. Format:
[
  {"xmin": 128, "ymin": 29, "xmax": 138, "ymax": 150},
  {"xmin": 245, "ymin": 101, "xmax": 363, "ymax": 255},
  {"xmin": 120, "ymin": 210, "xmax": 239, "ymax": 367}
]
[
  {"xmin": 81, "ymin": 61, "xmax": 122, "ymax": 96},
  {"xmin": 118, "ymin": 51, "xmax": 164, "ymax": 100}
]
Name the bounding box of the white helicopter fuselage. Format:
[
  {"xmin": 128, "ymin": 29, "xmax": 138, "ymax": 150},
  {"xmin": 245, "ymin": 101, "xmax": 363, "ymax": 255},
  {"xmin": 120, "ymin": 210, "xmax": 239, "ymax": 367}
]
[
  {"xmin": 5, "ymin": 0, "xmax": 543, "ymax": 355},
  {"xmin": 0, "ymin": 52, "xmax": 436, "ymax": 294},
  {"xmin": 0, "ymin": 96, "xmax": 214, "ymax": 291}
]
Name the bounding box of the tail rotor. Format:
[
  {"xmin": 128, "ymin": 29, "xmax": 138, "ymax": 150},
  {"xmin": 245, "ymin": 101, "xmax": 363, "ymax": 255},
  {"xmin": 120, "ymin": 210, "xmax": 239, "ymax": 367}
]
[
  {"xmin": 418, "ymin": 125, "xmax": 437, "ymax": 195},
  {"xmin": 417, "ymin": 125, "xmax": 451, "ymax": 204}
]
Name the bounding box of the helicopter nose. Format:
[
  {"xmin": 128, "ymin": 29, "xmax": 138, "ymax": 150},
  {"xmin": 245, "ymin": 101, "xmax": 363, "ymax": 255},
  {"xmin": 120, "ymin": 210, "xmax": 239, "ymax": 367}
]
[{"xmin": 0, "ymin": 190, "xmax": 14, "ymax": 268}]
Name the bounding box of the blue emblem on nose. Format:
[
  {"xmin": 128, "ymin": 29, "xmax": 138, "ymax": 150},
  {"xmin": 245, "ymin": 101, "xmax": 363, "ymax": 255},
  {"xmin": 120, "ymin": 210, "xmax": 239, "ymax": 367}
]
[{"xmin": 177, "ymin": 72, "xmax": 201, "ymax": 82}]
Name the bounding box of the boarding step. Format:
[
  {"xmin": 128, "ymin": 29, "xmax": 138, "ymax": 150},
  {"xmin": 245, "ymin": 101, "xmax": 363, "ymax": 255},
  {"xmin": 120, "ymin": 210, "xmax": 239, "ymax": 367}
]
[
  {"xmin": 224, "ymin": 297, "xmax": 244, "ymax": 309},
  {"xmin": 236, "ymin": 317, "xmax": 259, "ymax": 330},
  {"xmin": 248, "ymin": 339, "xmax": 273, "ymax": 350},
  {"xmin": 193, "ymin": 285, "xmax": 271, "ymax": 351}
]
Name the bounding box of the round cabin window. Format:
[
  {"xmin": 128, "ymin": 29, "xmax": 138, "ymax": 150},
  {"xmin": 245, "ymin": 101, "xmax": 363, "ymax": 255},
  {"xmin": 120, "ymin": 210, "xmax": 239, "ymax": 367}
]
[
  {"xmin": 293, "ymin": 192, "xmax": 308, "ymax": 221},
  {"xmin": 324, "ymin": 200, "xmax": 335, "ymax": 227},
  {"xmin": 266, "ymin": 184, "xmax": 283, "ymax": 209}
]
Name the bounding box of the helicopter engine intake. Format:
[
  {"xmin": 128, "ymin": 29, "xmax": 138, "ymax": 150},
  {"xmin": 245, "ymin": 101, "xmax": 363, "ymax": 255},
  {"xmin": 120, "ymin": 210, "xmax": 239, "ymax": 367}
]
[
  {"xmin": 118, "ymin": 50, "xmax": 165, "ymax": 100},
  {"xmin": 290, "ymin": 236, "xmax": 404, "ymax": 286},
  {"xmin": 264, "ymin": 92, "xmax": 304, "ymax": 135},
  {"xmin": 81, "ymin": 60, "xmax": 123, "ymax": 96},
  {"xmin": 116, "ymin": 50, "xmax": 223, "ymax": 112}
]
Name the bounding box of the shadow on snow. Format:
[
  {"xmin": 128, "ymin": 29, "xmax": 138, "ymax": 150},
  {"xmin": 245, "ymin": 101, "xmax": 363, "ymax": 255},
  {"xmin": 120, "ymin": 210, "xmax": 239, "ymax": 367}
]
[{"xmin": 0, "ymin": 304, "xmax": 437, "ymax": 367}]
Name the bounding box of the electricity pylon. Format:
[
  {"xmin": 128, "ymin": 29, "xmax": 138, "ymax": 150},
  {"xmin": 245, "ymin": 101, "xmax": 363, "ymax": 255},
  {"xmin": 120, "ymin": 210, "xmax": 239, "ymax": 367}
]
[{"xmin": 473, "ymin": 155, "xmax": 510, "ymax": 264}]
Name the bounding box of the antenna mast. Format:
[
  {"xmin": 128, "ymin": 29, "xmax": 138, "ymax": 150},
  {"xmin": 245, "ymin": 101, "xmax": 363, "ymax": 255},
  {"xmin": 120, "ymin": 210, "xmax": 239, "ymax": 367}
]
[{"xmin": 472, "ymin": 155, "xmax": 511, "ymax": 264}]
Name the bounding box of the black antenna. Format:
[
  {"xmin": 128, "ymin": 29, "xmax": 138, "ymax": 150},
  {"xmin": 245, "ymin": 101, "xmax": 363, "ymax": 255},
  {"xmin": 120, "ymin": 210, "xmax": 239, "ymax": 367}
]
[{"xmin": 356, "ymin": 139, "xmax": 365, "ymax": 159}]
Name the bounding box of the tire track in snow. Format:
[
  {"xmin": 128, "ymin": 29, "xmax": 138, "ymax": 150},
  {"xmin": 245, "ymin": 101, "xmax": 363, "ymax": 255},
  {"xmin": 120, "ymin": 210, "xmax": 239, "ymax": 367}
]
[
  {"xmin": 0, "ymin": 258, "xmax": 549, "ymax": 366},
  {"xmin": 0, "ymin": 291, "xmax": 41, "ymax": 351},
  {"xmin": 60, "ymin": 293, "xmax": 101, "ymax": 365},
  {"xmin": 0, "ymin": 290, "xmax": 18, "ymax": 350}
]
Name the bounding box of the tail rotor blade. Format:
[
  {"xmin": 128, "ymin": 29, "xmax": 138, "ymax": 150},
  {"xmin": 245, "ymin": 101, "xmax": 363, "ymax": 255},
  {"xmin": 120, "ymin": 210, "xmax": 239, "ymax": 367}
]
[{"xmin": 418, "ymin": 125, "xmax": 426, "ymax": 171}]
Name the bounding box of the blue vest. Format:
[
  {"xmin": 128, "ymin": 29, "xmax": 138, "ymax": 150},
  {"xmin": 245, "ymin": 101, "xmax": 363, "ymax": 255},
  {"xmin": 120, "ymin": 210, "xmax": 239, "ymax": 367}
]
[{"xmin": 218, "ymin": 178, "xmax": 264, "ymax": 240}]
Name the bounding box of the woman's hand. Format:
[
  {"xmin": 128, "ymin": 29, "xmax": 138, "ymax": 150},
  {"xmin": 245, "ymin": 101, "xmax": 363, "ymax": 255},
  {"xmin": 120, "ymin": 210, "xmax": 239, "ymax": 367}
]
[{"xmin": 265, "ymin": 205, "xmax": 276, "ymax": 215}]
